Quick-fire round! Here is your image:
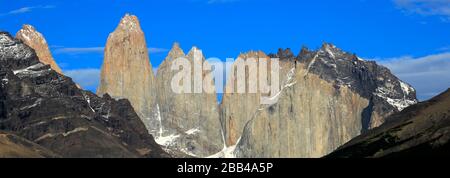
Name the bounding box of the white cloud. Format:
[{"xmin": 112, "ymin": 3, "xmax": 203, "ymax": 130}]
[
  {"xmin": 54, "ymin": 47, "xmax": 167, "ymax": 54},
  {"xmin": 148, "ymin": 47, "xmax": 169, "ymax": 54},
  {"xmin": 0, "ymin": 5, "xmax": 55, "ymax": 16},
  {"xmin": 54, "ymin": 47, "xmax": 104, "ymax": 54},
  {"xmin": 394, "ymin": 0, "xmax": 450, "ymax": 20},
  {"xmin": 437, "ymin": 45, "xmax": 450, "ymax": 51},
  {"xmin": 64, "ymin": 68, "xmax": 100, "ymax": 92},
  {"xmin": 376, "ymin": 52, "xmax": 450, "ymax": 100}
]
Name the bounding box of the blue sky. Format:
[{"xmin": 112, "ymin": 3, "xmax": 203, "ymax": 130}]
[{"xmin": 1, "ymin": 0, "xmax": 449, "ymax": 100}]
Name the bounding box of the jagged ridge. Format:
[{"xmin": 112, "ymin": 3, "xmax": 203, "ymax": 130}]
[{"xmin": 0, "ymin": 32, "xmax": 169, "ymax": 158}]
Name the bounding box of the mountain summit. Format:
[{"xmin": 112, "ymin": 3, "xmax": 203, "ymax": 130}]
[
  {"xmin": 117, "ymin": 13, "xmax": 141, "ymax": 32},
  {"xmin": 155, "ymin": 43, "xmax": 223, "ymax": 157},
  {"xmin": 15, "ymin": 24, "xmax": 62, "ymax": 74},
  {"xmin": 97, "ymin": 14, "xmax": 158, "ymax": 132},
  {"xmin": 230, "ymin": 44, "xmax": 418, "ymax": 158}
]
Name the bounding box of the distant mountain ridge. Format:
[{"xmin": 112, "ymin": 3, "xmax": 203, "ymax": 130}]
[
  {"xmin": 92, "ymin": 14, "xmax": 418, "ymax": 158},
  {"xmin": 0, "ymin": 13, "xmax": 424, "ymax": 158}
]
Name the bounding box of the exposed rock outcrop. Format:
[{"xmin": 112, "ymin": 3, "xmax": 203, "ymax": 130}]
[
  {"xmin": 155, "ymin": 43, "xmax": 222, "ymax": 157},
  {"xmin": 15, "ymin": 24, "xmax": 62, "ymax": 74},
  {"xmin": 327, "ymin": 89, "xmax": 450, "ymax": 158},
  {"xmin": 221, "ymin": 50, "xmax": 294, "ymax": 146},
  {"xmin": 97, "ymin": 14, "xmax": 158, "ymax": 133},
  {"xmin": 0, "ymin": 32, "xmax": 169, "ymax": 158},
  {"xmin": 235, "ymin": 63, "xmax": 369, "ymax": 158},
  {"xmin": 229, "ymin": 44, "xmax": 418, "ymax": 158},
  {"xmin": 299, "ymin": 43, "xmax": 417, "ymax": 130}
]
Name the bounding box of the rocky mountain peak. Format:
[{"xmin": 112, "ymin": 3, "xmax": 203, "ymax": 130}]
[
  {"xmin": 0, "ymin": 32, "xmax": 41, "ymax": 76},
  {"xmin": 0, "ymin": 32, "xmax": 12, "ymax": 44},
  {"xmin": 172, "ymin": 42, "xmax": 180, "ymax": 48},
  {"xmin": 317, "ymin": 42, "xmax": 345, "ymax": 60},
  {"xmin": 276, "ymin": 48, "xmax": 294, "ymax": 58},
  {"xmin": 238, "ymin": 50, "xmax": 267, "ymax": 59},
  {"xmin": 0, "ymin": 32, "xmax": 38, "ymax": 70},
  {"xmin": 15, "ymin": 24, "xmax": 62, "ymax": 74},
  {"xmin": 299, "ymin": 43, "xmax": 417, "ymax": 129},
  {"xmin": 17, "ymin": 25, "xmax": 40, "ymax": 41},
  {"xmin": 187, "ymin": 46, "xmax": 204, "ymax": 61},
  {"xmin": 17, "ymin": 25, "xmax": 39, "ymax": 39},
  {"xmin": 299, "ymin": 46, "xmax": 310, "ymax": 56},
  {"xmin": 321, "ymin": 42, "xmax": 336, "ymax": 49},
  {"xmin": 0, "ymin": 32, "xmax": 15, "ymax": 46},
  {"xmin": 117, "ymin": 13, "xmax": 141, "ymax": 32},
  {"xmin": 187, "ymin": 46, "xmax": 199, "ymax": 53},
  {"xmin": 154, "ymin": 42, "xmax": 223, "ymax": 157},
  {"xmin": 166, "ymin": 42, "xmax": 185, "ymax": 59},
  {"xmin": 98, "ymin": 14, "xmax": 157, "ymax": 133},
  {"xmin": 0, "ymin": 32, "xmax": 168, "ymax": 158},
  {"xmin": 227, "ymin": 43, "xmax": 419, "ymax": 158}
]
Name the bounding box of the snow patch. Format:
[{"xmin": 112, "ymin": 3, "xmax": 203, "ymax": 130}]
[
  {"xmin": 320, "ymin": 57, "xmax": 337, "ymax": 69},
  {"xmin": 262, "ymin": 67, "xmax": 297, "ymax": 105},
  {"xmin": 376, "ymin": 93, "xmax": 417, "ymax": 111},
  {"xmin": 0, "ymin": 34, "xmax": 34, "ymax": 60},
  {"xmin": 325, "ymin": 47, "xmax": 336, "ymax": 59},
  {"xmin": 0, "ymin": 34, "xmax": 15, "ymax": 45},
  {"xmin": 20, "ymin": 98, "xmax": 42, "ymax": 110},
  {"xmin": 62, "ymin": 127, "xmax": 89, "ymax": 137},
  {"xmin": 52, "ymin": 116, "xmax": 67, "ymax": 121},
  {"xmin": 155, "ymin": 134, "xmax": 180, "ymax": 147},
  {"xmin": 34, "ymin": 133, "xmax": 56, "ymax": 142},
  {"xmin": 153, "ymin": 104, "xmax": 182, "ymax": 148},
  {"xmin": 102, "ymin": 108, "xmax": 111, "ymax": 120},
  {"xmin": 82, "ymin": 94, "xmax": 95, "ymax": 113},
  {"xmin": 306, "ymin": 53, "xmax": 320, "ymax": 75},
  {"xmin": 207, "ymin": 137, "xmax": 241, "ymax": 158},
  {"xmin": 185, "ymin": 128, "xmax": 200, "ymax": 135},
  {"xmin": 337, "ymin": 77, "xmax": 354, "ymax": 88},
  {"xmin": 1, "ymin": 78, "xmax": 8, "ymax": 86},
  {"xmin": 400, "ymin": 81, "xmax": 413, "ymax": 95},
  {"xmin": 31, "ymin": 121, "xmax": 47, "ymax": 127},
  {"xmin": 155, "ymin": 104, "xmax": 164, "ymax": 138},
  {"xmin": 374, "ymin": 86, "xmax": 417, "ymax": 111},
  {"xmin": 13, "ymin": 63, "xmax": 50, "ymax": 76}
]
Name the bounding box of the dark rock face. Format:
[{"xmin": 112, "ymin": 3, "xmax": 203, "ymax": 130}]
[
  {"xmin": 298, "ymin": 43, "xmax": 418, "ymax": 129},
  {"xmin": 16, "ymin": 24, "xmax": 63, "ymax": 74},
  {"xmin": 233, "ymin": 44, "xmax": 418, "ymax": 158},
  {"xmin": 0, "ymin": 32, "xmax": 169, "ymax": 158},
  {"xmin": 327, "ymin": 89, "xmax": 450, "ymax": 158},
  {"xmin": 234, "ymin": 56, "xmax": 370, "ymax": 158}
]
